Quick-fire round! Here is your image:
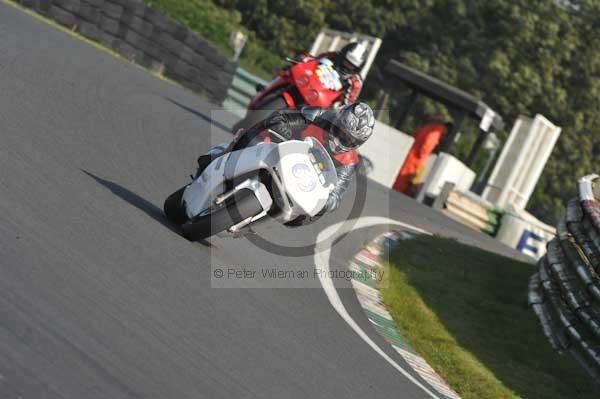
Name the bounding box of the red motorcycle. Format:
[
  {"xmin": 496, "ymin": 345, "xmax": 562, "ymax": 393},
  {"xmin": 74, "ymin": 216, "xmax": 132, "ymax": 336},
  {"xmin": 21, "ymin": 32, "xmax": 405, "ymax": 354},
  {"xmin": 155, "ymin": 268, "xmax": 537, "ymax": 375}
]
[{"xmin": 232, "ymin": 57, "xmax": 346, "ymax": 132}]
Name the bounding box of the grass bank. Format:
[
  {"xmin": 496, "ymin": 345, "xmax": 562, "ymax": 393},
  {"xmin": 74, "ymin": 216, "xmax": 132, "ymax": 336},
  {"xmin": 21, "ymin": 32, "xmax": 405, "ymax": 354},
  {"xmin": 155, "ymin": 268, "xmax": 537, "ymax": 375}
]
[
  {"xmin": 380, "ymin": 235, "xmax": 597, "ymax": 399},
  {"xmin": 144, "ymin": 0, "xmax": 279, "ymax": 78}
]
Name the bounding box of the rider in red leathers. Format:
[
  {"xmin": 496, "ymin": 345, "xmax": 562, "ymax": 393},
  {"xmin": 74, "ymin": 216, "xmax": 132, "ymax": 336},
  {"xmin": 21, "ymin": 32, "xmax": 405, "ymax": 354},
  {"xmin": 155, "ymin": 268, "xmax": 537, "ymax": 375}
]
[
  {"xmin": 235, "ymin": 42, "xmax": 369, "ymax": 133},
  {"xmin": 299, "ymin": 42, "xmax": 367, "ymax": 108}
]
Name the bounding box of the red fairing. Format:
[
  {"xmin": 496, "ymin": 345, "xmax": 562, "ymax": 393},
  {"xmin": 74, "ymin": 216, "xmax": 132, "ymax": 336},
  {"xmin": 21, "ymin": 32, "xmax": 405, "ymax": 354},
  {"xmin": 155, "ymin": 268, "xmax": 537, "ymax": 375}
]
[
  {"xmin": 281, "ymin": 91, "xmax": 295, "ymax": 108},
  {"xmin": 247, "ymin": 74, "xmax": 289, "ymax": 110},
  {"xmin": 289, "ymin": 59, "xmax": 343, "ymax": 108},
  {"xmin": 247, "ymin": 58, "xmax": 345, "ymax": 112}
]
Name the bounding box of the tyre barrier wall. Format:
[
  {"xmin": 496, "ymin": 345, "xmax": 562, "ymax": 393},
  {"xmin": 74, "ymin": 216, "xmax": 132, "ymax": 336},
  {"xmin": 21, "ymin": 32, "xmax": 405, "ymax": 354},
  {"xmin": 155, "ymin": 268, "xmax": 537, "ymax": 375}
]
[
  {"xmin": 15, "ymin": 0, "xmax": 236, "ymax": 104},
  {"xmin": 529, "ymin": 174, "xmax": 600, "ymax": 381}
]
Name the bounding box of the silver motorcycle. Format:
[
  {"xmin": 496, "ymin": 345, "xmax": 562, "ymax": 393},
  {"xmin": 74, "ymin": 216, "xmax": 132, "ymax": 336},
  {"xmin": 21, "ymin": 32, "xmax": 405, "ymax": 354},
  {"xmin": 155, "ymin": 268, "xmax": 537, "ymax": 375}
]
[{"xmin": 164, "ymin": 133, "xmax": 338, "ymax": 241}]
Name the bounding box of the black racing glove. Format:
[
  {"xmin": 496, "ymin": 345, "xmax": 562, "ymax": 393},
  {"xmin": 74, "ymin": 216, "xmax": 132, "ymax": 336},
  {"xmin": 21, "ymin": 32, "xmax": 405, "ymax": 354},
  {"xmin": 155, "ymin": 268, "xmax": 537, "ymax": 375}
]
[{"xmin": 262, "ymin": 109, "xmax": 309, "ymax": 141}]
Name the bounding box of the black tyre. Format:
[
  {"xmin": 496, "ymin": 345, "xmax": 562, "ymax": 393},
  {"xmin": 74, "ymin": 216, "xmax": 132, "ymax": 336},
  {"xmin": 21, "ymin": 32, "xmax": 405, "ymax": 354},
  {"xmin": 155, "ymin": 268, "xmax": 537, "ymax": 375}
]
[
  {"xmin": 180, "ymin": 189, "xmax": 263, "ymax": 241},
  {"xmin": 164, "ymin": 185, "xmax": 189, "ymax": 225},
  {"xmin": 232, "ymin": 96, "xmax": 287, "ymax": 132}
]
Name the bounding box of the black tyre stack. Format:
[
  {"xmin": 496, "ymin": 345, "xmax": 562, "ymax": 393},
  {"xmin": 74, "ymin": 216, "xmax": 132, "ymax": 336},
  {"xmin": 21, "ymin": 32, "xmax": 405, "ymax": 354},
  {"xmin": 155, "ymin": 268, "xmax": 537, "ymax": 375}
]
[
  {"xmin": 16, "ymin": 0, "xmax": 236, "ymax": 104},
  {"xmin": 529, "ymin": 174, "xmax": 600, "ymax": 380}
]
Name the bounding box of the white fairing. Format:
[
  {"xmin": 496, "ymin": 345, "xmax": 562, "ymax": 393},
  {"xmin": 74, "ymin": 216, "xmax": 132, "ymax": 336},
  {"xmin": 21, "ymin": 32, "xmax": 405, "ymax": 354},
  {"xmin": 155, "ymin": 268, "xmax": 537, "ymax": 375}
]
[
  {"xmin": 182, "ymin": 154, "xmax": 226, "ymax": 219},
  {"xmin": 276, "ymin": 139, "xmax": 336, "ymax": 216},
  {"xmin": 182, "ymin": 138, "xmax": 337, "ymax": 222},
  {"xmin": 182, "ymin": 142, "xmax": 277, "ymax": 218}
]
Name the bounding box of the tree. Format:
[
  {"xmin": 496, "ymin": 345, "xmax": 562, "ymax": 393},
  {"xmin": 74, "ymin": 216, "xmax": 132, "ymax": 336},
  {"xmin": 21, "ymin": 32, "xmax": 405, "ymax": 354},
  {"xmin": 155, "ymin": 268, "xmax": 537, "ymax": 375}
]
[{"xmin": 213, "ymin": 0, "xmax": 599, "ymax": 223}]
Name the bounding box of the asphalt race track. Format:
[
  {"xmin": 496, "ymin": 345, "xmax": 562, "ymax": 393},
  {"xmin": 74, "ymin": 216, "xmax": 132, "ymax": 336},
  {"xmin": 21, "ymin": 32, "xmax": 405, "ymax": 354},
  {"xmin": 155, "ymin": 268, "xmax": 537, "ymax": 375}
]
[{"xmin": 0, "ymin": 3, "xmax": 529, "ymax": 398}]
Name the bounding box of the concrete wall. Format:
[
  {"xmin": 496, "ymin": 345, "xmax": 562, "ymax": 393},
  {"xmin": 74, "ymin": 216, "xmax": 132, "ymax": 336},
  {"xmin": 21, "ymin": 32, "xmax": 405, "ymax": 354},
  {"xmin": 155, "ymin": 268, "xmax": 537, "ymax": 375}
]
[{"xmin": 16, "ymin": 0, "xmax": 236, "ymax": 104}]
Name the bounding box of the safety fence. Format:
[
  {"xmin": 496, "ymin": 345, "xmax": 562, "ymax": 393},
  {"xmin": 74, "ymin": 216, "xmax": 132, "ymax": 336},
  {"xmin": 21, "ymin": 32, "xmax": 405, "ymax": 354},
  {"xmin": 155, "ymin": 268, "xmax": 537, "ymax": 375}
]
[
  {"xmin": 15, "ymin": 0, "xmax": 236, "ymax": 104},
  {"xmin": 222, "ymin": 67, "xmax": 267, "ymax": 118},
  {"xmin": 529, "ymin": 174, "xmax": 600, "ymax": 380}
]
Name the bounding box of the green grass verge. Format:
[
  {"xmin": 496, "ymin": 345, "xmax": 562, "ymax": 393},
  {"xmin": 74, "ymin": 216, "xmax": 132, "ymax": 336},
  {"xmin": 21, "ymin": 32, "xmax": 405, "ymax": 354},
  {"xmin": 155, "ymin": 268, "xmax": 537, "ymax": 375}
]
[
  {"xmin": 144, "ymin": 0, "xmax": 280, "ymax": 78},
  {"xmin": 380, "ymin": 235, "xmax": 598, "ymax": 399}
]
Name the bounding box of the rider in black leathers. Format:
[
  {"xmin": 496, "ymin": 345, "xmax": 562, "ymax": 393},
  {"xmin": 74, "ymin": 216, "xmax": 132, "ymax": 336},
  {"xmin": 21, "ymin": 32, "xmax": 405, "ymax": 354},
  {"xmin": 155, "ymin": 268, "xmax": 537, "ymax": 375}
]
[{"xmin": 197, "ymin": 102, "xmax": 375, "ymax": 223}]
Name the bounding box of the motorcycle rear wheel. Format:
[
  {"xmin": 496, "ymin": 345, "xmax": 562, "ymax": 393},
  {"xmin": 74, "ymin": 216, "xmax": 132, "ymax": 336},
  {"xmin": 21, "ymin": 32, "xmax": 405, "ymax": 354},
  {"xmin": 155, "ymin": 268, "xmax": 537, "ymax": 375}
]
[
  {"xmin": 180, "ymin": 189, "xmax": 263, "ymax": 241},
  {"xmin": 232, "ymin": 96, "xmax": 287, "ymax": 133}
]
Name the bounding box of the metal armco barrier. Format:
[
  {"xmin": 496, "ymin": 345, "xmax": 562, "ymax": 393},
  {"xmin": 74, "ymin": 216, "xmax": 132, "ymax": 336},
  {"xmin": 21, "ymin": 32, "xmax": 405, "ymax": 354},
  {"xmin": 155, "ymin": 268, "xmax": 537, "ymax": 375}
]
[
  {"xmin": 433, "ymin": 182, "xmax": 503, "ymax": 236},
  {"xmin": 529, "ymin": 174, "xmax": 600, "ymax": 381},
  {"xmin": 222, "ymin": 67, "xmax": 267, "ymax": 118},
  {"xmin": 444, "ymin": 191, "xmax": 502, "ymax": 235},
  {"xmin": 16, "ymin": 0, "xmax": 236, "ymax": 104}
]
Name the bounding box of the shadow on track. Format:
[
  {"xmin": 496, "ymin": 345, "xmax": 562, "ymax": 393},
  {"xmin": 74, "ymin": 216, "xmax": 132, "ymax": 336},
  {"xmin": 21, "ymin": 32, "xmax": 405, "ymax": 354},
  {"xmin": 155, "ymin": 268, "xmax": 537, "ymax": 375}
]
[
  {"xmin": 81, "ymin": 170, "xmax": 212, "ymax": 247},
  {"xmin": 164, "ymin": 97, "xmax": 232, "ymax": 133},
  {"xmin": 82, "ymin": 170, "xmax": 178, "ymax": 232}
]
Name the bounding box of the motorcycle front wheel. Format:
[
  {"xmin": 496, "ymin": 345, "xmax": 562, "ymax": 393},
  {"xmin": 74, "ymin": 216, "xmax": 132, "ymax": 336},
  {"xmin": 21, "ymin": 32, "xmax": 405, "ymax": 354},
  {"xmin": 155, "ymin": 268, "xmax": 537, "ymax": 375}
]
[
  {"xmin": 180, "ymin": 189, "xmax": 264, "ymax": 241},
  {"xmin": 164, "ymin": 185, "xmax": 189, "ymax": 225},
  {"xmin": 232, "ymin": 96, "xmax": 287, "ymax": 133}
]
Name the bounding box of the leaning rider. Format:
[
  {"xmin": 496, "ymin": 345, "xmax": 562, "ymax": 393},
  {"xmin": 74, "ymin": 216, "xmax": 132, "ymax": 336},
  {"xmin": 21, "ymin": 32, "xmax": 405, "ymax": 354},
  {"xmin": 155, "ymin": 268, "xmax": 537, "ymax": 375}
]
[
  {"xmin": 197, "ymin": 102, "xmax": 375, "ymax": 224},
  {"xmin": 298, "ymin": 42, "xmax": 368, "ymax": 108}
]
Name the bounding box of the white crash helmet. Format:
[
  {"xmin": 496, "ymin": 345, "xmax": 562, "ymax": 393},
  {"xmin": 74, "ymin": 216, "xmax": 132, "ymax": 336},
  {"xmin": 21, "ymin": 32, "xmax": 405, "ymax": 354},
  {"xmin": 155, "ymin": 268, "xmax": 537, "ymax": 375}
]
[{"xmin": 339, "ymin": 42, "xmax": 368, "ymax": 74}]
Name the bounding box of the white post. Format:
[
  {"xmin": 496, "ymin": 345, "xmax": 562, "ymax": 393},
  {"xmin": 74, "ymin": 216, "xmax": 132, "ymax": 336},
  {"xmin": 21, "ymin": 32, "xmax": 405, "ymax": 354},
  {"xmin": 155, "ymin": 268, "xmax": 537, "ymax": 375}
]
[
  {"xmin": 310, "ymin": 32, "xmax": 325, "ymax": 56},
  {"xmin": 361, "ymin": 38, "xmax": 381, "ymax": 80},
  {"xmin": 516, "ymin": 115, "xmax": 561, "ymax": 208},
  {"xmin": 482, "ymin": 114, "xmax": 561, "ymax": 211},
  {"xmin": 497, "ymin": 118, "xmax": 537, "ymax": 209},
  {"xmin": 328, "ymin": 36, "xmax": 341, "ymax": 52}
]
